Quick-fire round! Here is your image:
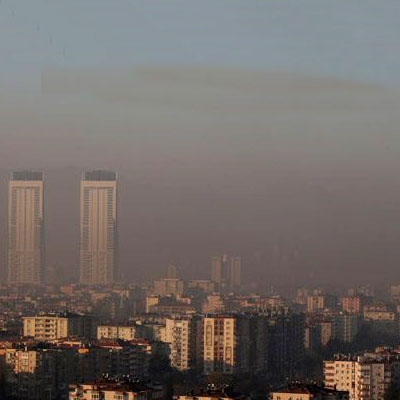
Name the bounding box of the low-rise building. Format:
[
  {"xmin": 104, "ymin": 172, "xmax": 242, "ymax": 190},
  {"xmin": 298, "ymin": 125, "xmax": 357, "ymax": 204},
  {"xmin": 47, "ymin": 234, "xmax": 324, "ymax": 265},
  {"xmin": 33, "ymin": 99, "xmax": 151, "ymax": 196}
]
[
  {"xmin": 176, "ymin": 385, "xmax": 248, "ymax": 400},
  {"xmin": 187, "ymin": 280, "xmax": 215, "ymax": 294},
  {"xmin": 307, "ymin": 296, "xmax": 336, "ymax": 313},
  {"xmin": 270, "ymin": 384, "xmax": 349, "ymax": 400},
  {"xmin": 202, "ymin": 294, "xmax": 225, "ymax": 314},
  {"xmin": 97, "ymin": 325, "xmax": 136, "ymax": 340},
  {"xmin": 153, "ymin": 278, "xmax": 185, "ymax": 297},
  {"xmin": 69, "ymin": 379, "xmax": 163, "ymax": 400},
  {"xmin": 148, "ymin": 298, "xmax": 195, "ymax": 315},
  {"xmin": 23, "ymin": 312, "xmax": 95, "ymax": 340},
  {"xmin": 341, "ymin": 296, "xmax": 363, "ymax": 314}
]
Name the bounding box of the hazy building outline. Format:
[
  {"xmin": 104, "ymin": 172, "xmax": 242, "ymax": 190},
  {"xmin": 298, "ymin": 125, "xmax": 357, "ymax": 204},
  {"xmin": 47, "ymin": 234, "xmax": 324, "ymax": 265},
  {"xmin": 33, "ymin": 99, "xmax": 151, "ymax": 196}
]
[
  {"xmin": 7, "ymin": 171, "xmax": 45, "ymax": 285},
  {"xmin": 79, "ymin": 170, "xmax": 118, "ymax": 285},
  {"xmin": 211, "ymin": 254, "xmax": 241, "ymax": 292}
]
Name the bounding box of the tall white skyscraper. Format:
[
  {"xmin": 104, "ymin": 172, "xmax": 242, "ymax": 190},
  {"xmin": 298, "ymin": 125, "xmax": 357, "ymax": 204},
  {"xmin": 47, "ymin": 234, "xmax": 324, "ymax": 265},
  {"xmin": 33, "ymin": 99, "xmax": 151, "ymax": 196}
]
[
  {"xmin": 79, "ymin": 170, "xmax": 118, "ymax": 285},
  {"xmin": 8, "ymin": 171, "xmax": 45, "ymax": 284}
]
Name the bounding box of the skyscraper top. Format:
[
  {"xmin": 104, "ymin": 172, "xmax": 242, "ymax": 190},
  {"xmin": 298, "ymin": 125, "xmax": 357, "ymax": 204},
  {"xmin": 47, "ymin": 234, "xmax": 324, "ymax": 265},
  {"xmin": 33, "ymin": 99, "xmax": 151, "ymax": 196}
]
[
  {"xmin": 11, "ymin": 171, "xmax": 44, "ymax": 181},
  {"xmin": 83, "ymin": 170, "xmax": 117, "ymax": 181}
]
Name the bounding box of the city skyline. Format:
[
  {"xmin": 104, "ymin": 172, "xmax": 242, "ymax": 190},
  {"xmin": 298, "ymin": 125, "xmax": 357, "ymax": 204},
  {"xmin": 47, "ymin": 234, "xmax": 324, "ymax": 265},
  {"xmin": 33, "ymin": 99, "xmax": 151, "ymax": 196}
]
[
  {"xmin": 0, "ymin": 1, "xmax": 400, "ymax": 288},
  {"xmin": 1, "ymin": 163, "xmax": 400, "ymax": 287},
  {"xmin": 2, "ymin": 169, "xmax": 248, "ymax": 286},
  {"xmin": 1, "ymin": 1, "xmax": 400, "ymax": 399}
]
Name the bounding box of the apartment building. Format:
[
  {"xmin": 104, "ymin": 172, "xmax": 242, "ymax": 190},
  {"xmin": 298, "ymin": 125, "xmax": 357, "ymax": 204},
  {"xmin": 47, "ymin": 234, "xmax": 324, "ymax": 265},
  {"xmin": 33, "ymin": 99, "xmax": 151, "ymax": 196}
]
[
  {"xmin": 307, "ymin": 295, "xmax": 336, "ymax": 313},
  {"xmin": 97, "ymin": 325, "xmax": 136, "ymax": 341},
  {"xmin": 267, "ymin": 309, "xmax": 305, "ymax": 379},
  {"xmin": 99, "ymin": 339, "xmax": 153, "ymax": 379},
  {"xmin": 69, "ymin": 380, "xmax": 163, "ymax": 400},
  {"xmin": 341, "ymin": 297, "xmax": 363, "ymax": 314},
  {"xmin": 23, "ymin": 313, "xmax": 95, "ymax": 340},
  {"xmin": 201, "ymin": 314, "xmax": 261, "ymax": 375},
  {"xmin": 187, "ymin": 280, "xmax": 215, "ymax": 294},
  {"xmin": 176, "ymin": 385, "xmax": 248, "ymax": 400},
  {"xmin": 324, "ymin": 352, "xmax": 400, "ymax": 400},
  {"xmin": 164, "ymin": 317, "xmax": 198, "ymax": 371},
  {"xmin": 153, "ymin": 278, "xmax": 185, "ymax": 296},
  {"xmin": 202, "ymin": 315, "xmax": 237, "ymax": 375},
  {"xmin": 270, "ymin": 384, "xmax": 348, "ymax": 400},
  {"xmin": 202, "ymin": 294, "xmax": 225, "ymax": 314}
]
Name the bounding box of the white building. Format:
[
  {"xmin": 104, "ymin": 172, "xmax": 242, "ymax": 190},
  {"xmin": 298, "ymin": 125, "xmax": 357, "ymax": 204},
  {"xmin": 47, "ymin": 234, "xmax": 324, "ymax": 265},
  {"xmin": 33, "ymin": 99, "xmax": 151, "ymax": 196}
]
[
  {"xmin": 324, "ymin": 352, "xmax": 400, "ymax": 400},
  {"xmin": 202, "ymin": 316, "xmax": 236, "ymax": 375},
  {"xmin": 165, "ymin": 317, "xmax": 197, "ymax": 371},
  {"xmin": 7, "ymin": 171, "xmax": 45, "ymax": 285},
  {"xmin": 23, "ymin": 313, "xmax": 93, "ymax": 340},
  {"xmin": 80, "ymin": 170, "xmax": 118, "ymax": 285},
  {"xmin": 69, "ymin": 381, "xmax": 162, "ymax": 400}
]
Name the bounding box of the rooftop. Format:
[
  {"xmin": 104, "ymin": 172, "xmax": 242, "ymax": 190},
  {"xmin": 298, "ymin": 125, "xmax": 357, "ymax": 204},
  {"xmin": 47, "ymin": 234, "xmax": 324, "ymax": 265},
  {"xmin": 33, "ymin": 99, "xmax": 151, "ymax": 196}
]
[
  {"xmin": 272, "ymin": 383, "xmax": 348, "ymax": 396},
  {"xmin": 83, "ymin": 170, "xmax": 117, "ymax": 181},
  {"xmin": 11, "ymin": 171, "xmax": 43, "ymax": 181},
  {"xmin": 327, "ymin": 348, "xmax": 400, "ymax": 363},
  {"xmin": 178, "ymin": 385, "xmax": 246, "ymax": 399},
  {"xmin": 70, "ymin": 377, "xmax": 156, "ymax": 394}
]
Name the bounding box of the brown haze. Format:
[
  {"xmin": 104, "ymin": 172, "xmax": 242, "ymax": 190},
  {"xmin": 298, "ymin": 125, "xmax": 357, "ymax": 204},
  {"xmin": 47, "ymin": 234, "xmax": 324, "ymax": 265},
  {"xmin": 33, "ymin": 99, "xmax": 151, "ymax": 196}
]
[{"xmin": 0, "ymin": 67, "xmax": 400, "ymax": 287}]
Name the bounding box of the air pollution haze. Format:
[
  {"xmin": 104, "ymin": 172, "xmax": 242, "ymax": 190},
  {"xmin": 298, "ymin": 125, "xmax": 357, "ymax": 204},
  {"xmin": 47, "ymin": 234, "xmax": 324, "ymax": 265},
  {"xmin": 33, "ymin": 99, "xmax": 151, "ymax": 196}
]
[{"xmin": 1, "ymin": 67, "xmax": 400, "ymax": 286}]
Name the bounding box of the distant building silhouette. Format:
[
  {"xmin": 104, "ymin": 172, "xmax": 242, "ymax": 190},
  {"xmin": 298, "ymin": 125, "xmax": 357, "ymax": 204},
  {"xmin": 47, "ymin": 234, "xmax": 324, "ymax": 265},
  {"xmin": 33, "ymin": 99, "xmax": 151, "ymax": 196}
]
[
  {"xmin": 7, "ymin": 171, "xmax": 45, "ymax": 285},
  {"xmin": 79, "ymin": 170, "xmax": 118, "ymax": 285},
  {"xmin": 211, "ymin": 255, "xmax": 226, "ymax": 285},
  {"xmin": 229, "ymin": 256, "xmax": 241, "ymax": 291},
  {"xmin": 167, "ymin": 263, "xmax": 177, "ymax": 279},
  {"xmin": 211, "ymin": 254, "xmax": 241, "ymax": 292}
]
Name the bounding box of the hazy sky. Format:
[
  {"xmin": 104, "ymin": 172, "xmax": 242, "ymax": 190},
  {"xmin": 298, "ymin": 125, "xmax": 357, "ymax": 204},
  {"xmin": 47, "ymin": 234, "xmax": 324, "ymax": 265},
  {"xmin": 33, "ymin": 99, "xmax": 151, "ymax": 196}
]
[
  {"xmin": 0, "ymin": 1, "xmax": 400, "ymax": 286},
  {"xmin": 1, "ymin": 0, "xmax": 400, "ymax": 89}
]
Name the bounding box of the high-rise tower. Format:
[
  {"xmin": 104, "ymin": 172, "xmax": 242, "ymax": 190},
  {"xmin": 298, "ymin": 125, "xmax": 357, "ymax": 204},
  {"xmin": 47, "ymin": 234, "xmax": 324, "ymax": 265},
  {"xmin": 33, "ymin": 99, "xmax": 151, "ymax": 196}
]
[
  {"xmin": 211, "ymin": 255, "xmax": 226, "ymax": 285},
  {"xmin": 79, "ymin": 170, "xmax": 118, "ymax": 285},
  {"xmin": 211, "ymin": 254, "xmax": 241, "ymax": 292},
  {"xmin": 229, "ymin": 256, "xmax": 241, "ymax": 291},
  {"xmin": 8, "ymin": 171, "xmax": 45, "ymax": 284}
]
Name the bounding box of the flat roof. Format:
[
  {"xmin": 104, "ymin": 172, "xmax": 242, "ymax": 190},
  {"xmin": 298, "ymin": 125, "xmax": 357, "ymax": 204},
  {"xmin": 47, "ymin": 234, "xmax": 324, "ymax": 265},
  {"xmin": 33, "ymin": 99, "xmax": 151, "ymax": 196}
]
[
  {"xmin": 11, "ymin": 171, "xmax": 43, "ymax": 181},
  {"xmin": 83, "ymin": 170, "xmax": 117, "ymax": 181}
]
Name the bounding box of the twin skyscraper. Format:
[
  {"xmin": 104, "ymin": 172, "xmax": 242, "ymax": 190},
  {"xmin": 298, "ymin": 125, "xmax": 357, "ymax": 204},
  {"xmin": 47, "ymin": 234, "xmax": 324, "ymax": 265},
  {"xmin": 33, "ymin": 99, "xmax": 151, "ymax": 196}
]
[{"xmin": 7, "ymin": 170, "xmax": 118, "ymax": 285}]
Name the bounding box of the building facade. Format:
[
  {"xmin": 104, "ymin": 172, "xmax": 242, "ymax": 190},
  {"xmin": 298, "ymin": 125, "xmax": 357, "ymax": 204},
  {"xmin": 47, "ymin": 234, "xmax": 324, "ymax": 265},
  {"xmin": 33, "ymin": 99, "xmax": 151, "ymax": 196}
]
[
  {"xmin": 229, "ymin": 256, "xmax": 242, "ymax": 292},
  {"xmin": 7, "ymin": 171, "xmax": 45, "ymax": 285},
  {"xmin": 69, "ymin": 380, "xmax": 162, "ymax": 400},
  {"xmin": 324, "ymin": 352, "xmax": 400, "ymax": 400},
  {"xmin": 153, "ymin": 278, "xmax": 185, "ymax": 296},
  {"xmin": 80, "ymin": 170, "xmax": 118, "ymax": 285},
  {"xmin": 23, "ymin": 313, "xmax": 94, "ymax": 340},
  {"xmin": 165, "ymin": 317, "xmax": 198, "ymax": 371},
  {"xmin": 270, "ymin": 384, "xmax": 349, "ymax": 400},
  {"xmin": 211, "ymin": 255, "xmax": 241, "ymax": 292},
  {"xmin": 97, "ymin": 325, "xmax": 136, "ymax": 341},
  {"xmin": 202, "ymin": 316, "xmax": 237, "ymax": 374}
]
